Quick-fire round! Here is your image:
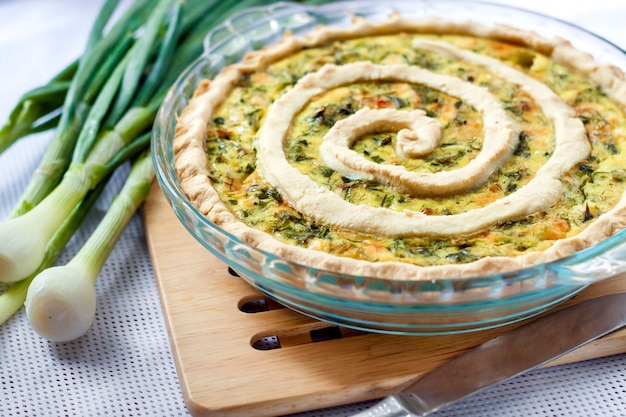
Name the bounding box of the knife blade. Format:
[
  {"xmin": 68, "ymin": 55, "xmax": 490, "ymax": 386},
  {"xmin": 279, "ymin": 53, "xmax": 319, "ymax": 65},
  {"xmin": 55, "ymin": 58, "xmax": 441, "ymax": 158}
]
[{"xmin": 353, "ymin": 291, "xmax": 626, "ymax": 417}]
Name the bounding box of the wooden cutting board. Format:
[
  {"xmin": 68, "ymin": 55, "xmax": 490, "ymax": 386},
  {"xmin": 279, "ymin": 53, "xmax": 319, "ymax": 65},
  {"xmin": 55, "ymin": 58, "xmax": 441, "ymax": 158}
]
[{"xmin": 143, "ymin": 181, "xmax": 626, "ymax": 417}]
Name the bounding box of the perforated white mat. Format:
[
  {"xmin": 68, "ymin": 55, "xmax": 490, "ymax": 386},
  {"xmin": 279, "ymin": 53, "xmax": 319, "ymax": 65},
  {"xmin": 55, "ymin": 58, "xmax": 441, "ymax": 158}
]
[{"xmin": 2, "ymin": 1, "xmax": 626, "ymax": 416}]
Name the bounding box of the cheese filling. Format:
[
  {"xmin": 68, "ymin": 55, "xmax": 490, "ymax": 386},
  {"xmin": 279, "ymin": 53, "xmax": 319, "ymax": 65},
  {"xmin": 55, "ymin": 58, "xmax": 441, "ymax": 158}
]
[{"xmin": 181, "ymin": 28, "xmax": 626, "ymax": 269}]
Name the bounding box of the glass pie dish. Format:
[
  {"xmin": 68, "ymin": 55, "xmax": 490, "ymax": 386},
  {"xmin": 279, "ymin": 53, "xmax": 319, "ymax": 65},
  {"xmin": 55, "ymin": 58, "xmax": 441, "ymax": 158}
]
[{"xmin": 152, "ymin": 0, "xmax": 626, "ymax": 335}]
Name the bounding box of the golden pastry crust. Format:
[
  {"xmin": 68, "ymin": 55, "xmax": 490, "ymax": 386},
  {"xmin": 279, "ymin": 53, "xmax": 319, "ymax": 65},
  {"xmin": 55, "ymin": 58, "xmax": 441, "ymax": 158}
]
[{"xmin": 173, "ymin": 14, "xmax": 626, "ymax": 280}]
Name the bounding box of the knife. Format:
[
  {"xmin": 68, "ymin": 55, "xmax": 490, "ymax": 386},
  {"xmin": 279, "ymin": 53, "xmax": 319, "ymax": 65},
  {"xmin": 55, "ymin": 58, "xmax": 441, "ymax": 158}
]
[{"xmin": 352, "ymin": 291, "xmax": 626, "ymax": 417}]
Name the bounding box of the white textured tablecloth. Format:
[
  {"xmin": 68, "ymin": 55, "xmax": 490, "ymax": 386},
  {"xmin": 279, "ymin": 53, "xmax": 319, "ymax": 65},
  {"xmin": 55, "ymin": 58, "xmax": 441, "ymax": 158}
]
[{"xmin": 1, "ymin": 1, "xmax": 626, "ymax": 416}]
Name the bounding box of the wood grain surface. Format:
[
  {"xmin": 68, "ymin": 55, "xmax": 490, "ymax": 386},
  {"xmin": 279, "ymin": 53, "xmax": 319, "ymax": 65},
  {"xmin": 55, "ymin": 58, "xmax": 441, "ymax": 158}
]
[{"xmin": 143, "ymin": 182, "xmax": 626, "ymax": 417}]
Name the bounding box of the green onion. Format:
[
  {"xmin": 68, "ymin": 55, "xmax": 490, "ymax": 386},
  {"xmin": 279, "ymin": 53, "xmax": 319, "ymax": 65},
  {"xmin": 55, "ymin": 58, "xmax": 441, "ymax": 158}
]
[
  {"xmin": 71, "ymin": 53, "xmax": 132, "ymax": 165},
  {"xmin": 0, "ymin": 176, "xmax": 110, "ymax": 326},
  {"xmin": 0, "ymin": 96, "xmax": 159, "ymax": 284},
  {"xmin": 10, "ymin": 0, "xmax": 158, "ymax": 217},
  {"xmin": 0, "ymin": 0, "xmax": 179, "ymax": 283},
  {"xmin": 0, "ymin": 57, "xmax": 81, "ymax": 154},
  {"xmin": 106, "ymin": 0, "xmax": 175, "ymax": 123},
  {"xmin": 0, "ymin": 78, "xmax": 70, "ymax": 154},
  {"xmin": 25, "ymin": 151, "xmax": 154, "ymax": 342},
  {"xmin": 132, "ymin": 0, "xmax": 184, "ymax": 107}
]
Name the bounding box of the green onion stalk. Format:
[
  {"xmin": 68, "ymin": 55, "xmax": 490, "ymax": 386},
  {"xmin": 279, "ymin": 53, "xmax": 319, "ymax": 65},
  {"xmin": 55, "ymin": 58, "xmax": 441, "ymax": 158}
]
[
  {"xmin": 8, "ymin": 0, "xmax": 158, "ymax": 217},
  {"xmin": 0, "ymin": 98, "xmax": 159, "ymax": 284},
  {"xmin": 0, "ymin": 62, "xmax": 75, "ymax": 154},
  {"xmin": 0, "ymin": 0, "xmax": 176, "ymax": 283},
  {"xmin": 0, "ymin": 177, "xmax": 110, "ymax": 326},
  {"xmin": 25, "ymin": 151, "xmax": 154, "ymax": 342},
  {"xmin": 0, "ymin": 131, "xmax": 150, "ymax": 326}
]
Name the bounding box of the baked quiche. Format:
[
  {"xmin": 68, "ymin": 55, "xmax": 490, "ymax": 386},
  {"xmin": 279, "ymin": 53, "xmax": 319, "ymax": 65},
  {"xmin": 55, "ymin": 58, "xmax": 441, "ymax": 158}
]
[{"xmin": 173, "ymin": 14, "xmax": 626, "ymax": 280}]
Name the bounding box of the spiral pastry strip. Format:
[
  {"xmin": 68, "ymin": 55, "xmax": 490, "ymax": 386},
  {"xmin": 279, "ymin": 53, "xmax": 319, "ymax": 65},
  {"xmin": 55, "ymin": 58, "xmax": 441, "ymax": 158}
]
[{"xmin": 256, "ymin": 46, "xmax": 588, "ymax": 237}]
